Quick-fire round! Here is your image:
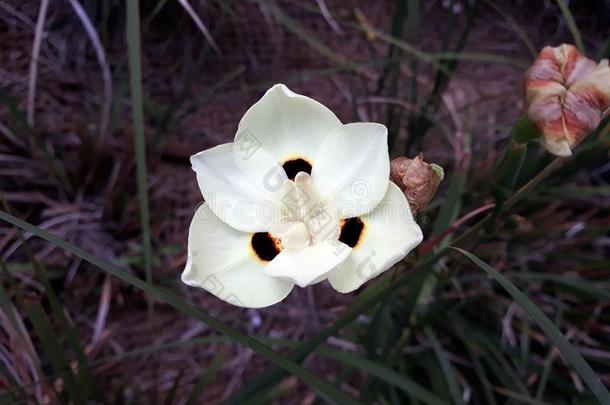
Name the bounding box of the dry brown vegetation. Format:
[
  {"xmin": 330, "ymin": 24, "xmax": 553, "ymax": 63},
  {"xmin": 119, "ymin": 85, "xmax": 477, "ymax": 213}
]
[{"xmin": 0, "ymin": 0, "xmax": 609, "ymax": 403}]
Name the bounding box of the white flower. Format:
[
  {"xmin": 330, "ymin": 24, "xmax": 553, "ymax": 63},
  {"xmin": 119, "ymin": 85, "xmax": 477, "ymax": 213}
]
[{"xmin": 182, "ymin": 84, "xmax": 423, "ymax": 308}]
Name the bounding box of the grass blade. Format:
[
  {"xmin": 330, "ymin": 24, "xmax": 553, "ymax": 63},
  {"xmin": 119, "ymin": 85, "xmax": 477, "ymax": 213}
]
[
  {"xmin": 470, "ymin": 349, "xmax": 498, "ymax": 405},
  {"xmin": 510, "ymin": 272, "xmax": 610, "ymax": 299},
  {"xmin": 535, "ymin": 311, "xmax": 564, "ymax": 400},
  {"xmin": 0, "ymin": 196, "xmax": 97, "ymax": 400},
  {"xmin": 556, "ymin": 0, "xmax": 585, "ymax": 53},
  {"xmin": 431, "ymin": 172, "xmax": 465, "ymax": 241},
  {"xmin": 318, "ymin": 347, "xmax": 445, "ymax": 405},
  {"xmin": 67, "ymin": 0, "xmax": 113, "ymax": 143},
  {"xmin": 163, "ymin": 369, "xmax": 184, "ymax": 405},
  {"xmin": 26, "ymin": 0, "xmax": 50, "ymax": 127},
  {"xmin": 126, "ymin": 0, "xmax": 153, "ymax": 311},
  {"xmin": 185, "ymin": 351, "xmax": 225, "ymax": 405},
  {"xmin": 255, "ymin": 0, "xmax": 365, "ymax": 74},
  {"xmin": 25, "ymin": 300, "xmax": 83, "ymax": 403},
  {"xmin": 227, "ymin": 259, "xmax": 439, "ymax": 403},
  {"xmin": 125, "ymin": 10, "xmax": 156, "ymax": 399},
  {"xmin": 424, "ymin": 328, "xmax": 465, "ymax": 405},
  {"xmin": 177, "ymin": 0, "xmax": 221, "ymax": 54},
  {"xmin": 405, "ymin": 1, "xmax": 477, "ymax": 153},
  {"xmin": 375, "ymin": 0, "xmax": 408, "ymax": 150},
  {"xmin": 0, "ymin": 210, "xmax": 358, "ymax": 405},
  {"xmin": 28, "ymin": 255, "xmax": 97, "ymax": 400},
  {"xmin": 452, "ymin": 247, "xmax": 610, "ymax": 403},
  {"xmin": 483, "ymin": 0, "xmax": 536, "ymax": 57}
]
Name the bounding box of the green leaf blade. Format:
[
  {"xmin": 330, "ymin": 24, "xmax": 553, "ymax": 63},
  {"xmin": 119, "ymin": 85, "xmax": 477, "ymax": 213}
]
[
  {"xmin": 452, "ymin": 247, "xmax": 610, "ymax": 403},
  {"xmin": 0, "ymin": 210, "xmax": 358, "ymax": 405}
]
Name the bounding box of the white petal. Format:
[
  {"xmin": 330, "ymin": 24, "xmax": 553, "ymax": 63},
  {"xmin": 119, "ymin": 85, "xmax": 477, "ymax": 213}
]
[
  {"xmin": 312, "ymin": 122, "xmax": 390, "ymax": 218},
  {"xmin": 262, "ymin": 241, "xmax": 351, "ymax": 288},
  {"xmin": 269, "ymin": 221, "xmax": 311, "ymax": 250},
  {"xmin": 328, "ymin": 182, "xmax": 423, "ymax": 293},
  {"xmin": 540, "ymin": 137, "xmax": 572, "ymax": 157},
  {"xmin": 182, "ymin": 204, "xmax": 294, "ymax": 308},
  {"xmin": 191, "ymin": 143, "xmax": 288, "ymax": 232},
  {"xmin": 236, "ymin": 84, "xmax": 342, "ymax": 163}
]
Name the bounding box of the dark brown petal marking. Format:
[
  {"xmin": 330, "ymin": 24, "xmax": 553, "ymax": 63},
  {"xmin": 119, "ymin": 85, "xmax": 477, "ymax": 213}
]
[
  {"xmin": 282, "ymin": 158, "xmax": 312, "ymax": 180},
  {"xmin": 251, "ymin": 232, "xmax": 281, "ymax": 261},
  {"xmin": 338, "ymin": 217, "xmax": 365, "ymax": 248}
]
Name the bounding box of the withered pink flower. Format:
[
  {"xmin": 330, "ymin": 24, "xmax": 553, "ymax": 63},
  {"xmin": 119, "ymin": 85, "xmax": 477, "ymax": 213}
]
[
  {"xmin": 524, "ymin": 44, "xmax": 610, "ymax": 156},
  {"xmin": 390, "ymin": 154, "xmax": 444, "ymax": 215}
]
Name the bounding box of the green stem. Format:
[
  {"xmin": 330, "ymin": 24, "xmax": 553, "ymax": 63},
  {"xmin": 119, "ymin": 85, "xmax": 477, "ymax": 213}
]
[
  {"xmin": 126, "ymin": 1, "xmax": 156, "ymax": 400},
  {"xmin": 126, "ymin": 0, "xmax": 153, "ymax": 313},
  {"xmin": 492, "ymin": 115, "xmax": 540, "ymax": 213},
  {"xmin": 510, "ymin": 115, "xmax": 540, "ymax": 145}
]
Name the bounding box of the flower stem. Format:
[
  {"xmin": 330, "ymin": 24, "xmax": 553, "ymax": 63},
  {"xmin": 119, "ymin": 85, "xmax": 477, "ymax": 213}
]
[{"xmin": 491, "ymin": 115, "xmax": 539, "ymax": 213}]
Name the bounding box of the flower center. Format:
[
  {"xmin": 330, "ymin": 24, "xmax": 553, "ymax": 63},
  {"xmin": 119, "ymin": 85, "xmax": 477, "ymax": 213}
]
[
  {"xmin": 269, "ymin": 222, "xmax": 311, "ymax": 250},
  {"xmin": 338, "ymin": 217, "xmax": 365, "ymax": 248},
  {"xmin": 279, "ymin": 172, "xmax": 341, "ymax": 243},
  {"xmin": 251, "ymin": 232, "xmax": 282, "ymax": 261},
  {"xmin": 252, "ymin": 172, "xmax": 367, "ymax": 262},
  {"xmin": 282, "ymin": 158, "xmax": 312, "ymax": 180}
]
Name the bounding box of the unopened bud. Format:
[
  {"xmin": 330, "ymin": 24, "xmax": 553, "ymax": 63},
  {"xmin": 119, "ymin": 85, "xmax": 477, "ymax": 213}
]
[
  {"xmin": 390, "ymin": 154, "xmax": 444, "ymax": 214},
  {"xmin": 524, "ymin": 44, "xmax": 610, "ymax": 156}
]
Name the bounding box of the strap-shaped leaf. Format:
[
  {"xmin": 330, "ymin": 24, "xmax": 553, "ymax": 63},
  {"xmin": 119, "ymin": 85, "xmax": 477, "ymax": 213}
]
[
  {"xmin": 453, "ymin": 247, "xmax": 610, "ymax": 403},
  {"xmin": 0, "ymin": 210, "xmax": 359, "ymax": 405}
]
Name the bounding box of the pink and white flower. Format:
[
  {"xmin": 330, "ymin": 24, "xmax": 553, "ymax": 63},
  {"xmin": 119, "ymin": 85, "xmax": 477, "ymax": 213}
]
[{"xmin": 524, "ymin": 44, "xmax": 610, "ymax": 156}]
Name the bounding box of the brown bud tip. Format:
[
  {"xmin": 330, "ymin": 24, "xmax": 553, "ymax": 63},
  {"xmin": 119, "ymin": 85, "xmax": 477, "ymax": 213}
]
[
  {"xmin": 390, "ymin": 154, "xmax": 444, "ymax": 214},
  {"xmin": 523, "ymin": 44, "xmax": 610, "ymax": 156}
]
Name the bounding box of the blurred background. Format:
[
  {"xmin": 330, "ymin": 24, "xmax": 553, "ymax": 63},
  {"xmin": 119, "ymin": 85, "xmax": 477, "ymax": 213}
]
[{"xmin": 1, "ymin": 0, "xmax": 609, "ymax": 403}]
